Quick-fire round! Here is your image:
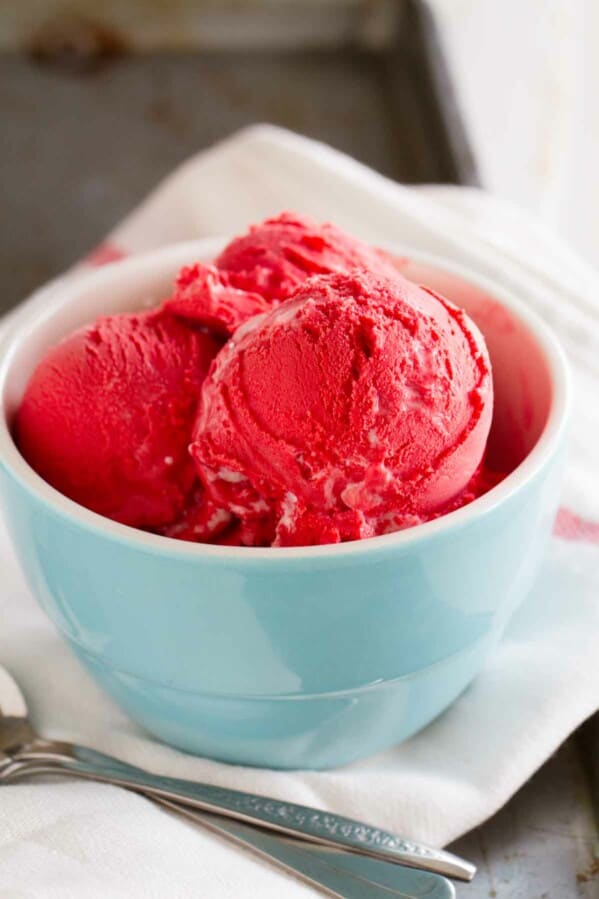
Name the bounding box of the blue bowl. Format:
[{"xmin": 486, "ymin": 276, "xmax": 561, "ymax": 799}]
[{"xmin": 0, "ymin": 242, "xmax": 569, "ymax": 769}]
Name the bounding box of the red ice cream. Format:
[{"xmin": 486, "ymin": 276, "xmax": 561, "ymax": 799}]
[
  {"xmin": 164, "ymin": 264, "xmax": 271, "ymax": 338},
  {"xmin": 164, "ymin": 212, "xmax": 400, "ymax": 336},
  {"xmin": 191, "ymin": 269, "xmax": 493, "ymax": 546},
  {"xmin": 16, "ymin": 310, "xmax": 221, "ymax": 530},
  {"xmin": 17, "ymin": 213, "xmax": 499, "ymax": 548}
]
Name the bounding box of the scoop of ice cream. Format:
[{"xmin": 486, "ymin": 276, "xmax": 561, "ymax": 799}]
[
  {"xmin": 191, "ymin": 270, "xmax": 493, "ymax": 546},
  {"xmin": 217, "ymin": 212, "xmax": 399, "ymax": 300},
  {"xmin": 17, "ymin": 310, "xmax": 221, "ymax": 529},
  {"xmin": 163, "ymin": 212, "xmax": 400, "ymax": 336}
]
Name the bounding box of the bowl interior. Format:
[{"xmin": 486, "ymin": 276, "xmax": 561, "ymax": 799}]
[{"xmin": 1, "ymin": 241, "xmax": 557, "ymax": 532}]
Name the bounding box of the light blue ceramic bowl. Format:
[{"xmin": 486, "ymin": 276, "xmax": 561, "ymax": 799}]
[{"xmin": 0, "ymin": 241, "xmax": 569, "ymax": 769}]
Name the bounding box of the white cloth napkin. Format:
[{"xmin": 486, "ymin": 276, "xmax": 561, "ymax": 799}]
[{"xmin": 1, "ymin": 126, "xmax": 598, "ymax": 898}]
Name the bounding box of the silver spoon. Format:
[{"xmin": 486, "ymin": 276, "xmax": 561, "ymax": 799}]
[
  {"xmin": 4, "ymin": 757, "xmax": 456, "ymax": 899},
  {"xmin": 0, "ymin": 664, "xmax": 473, "ymax": 884}
]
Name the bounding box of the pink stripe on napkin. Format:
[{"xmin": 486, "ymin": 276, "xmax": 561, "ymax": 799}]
[{"xmin": 554, "ymin": 507, "xmax": 599, "ymax": 544}]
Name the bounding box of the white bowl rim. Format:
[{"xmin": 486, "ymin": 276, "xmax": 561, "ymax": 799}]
[{"xmin": 0, "ymin": 238, "xmax": 571, "ymax": 562}]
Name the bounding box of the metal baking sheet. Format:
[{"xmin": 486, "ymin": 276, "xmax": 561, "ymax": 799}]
[{"xmin": 0, "ymin": 0, "xmax": 477, "ymax": 309}]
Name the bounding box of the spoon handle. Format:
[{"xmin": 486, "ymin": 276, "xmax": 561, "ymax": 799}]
[
  {"xmin": 4, "ymin": 757, "xmax": 455, "ymax": 899},
  {"xmin": 16, "ymin": 742, "xmax": 473, "ymax": 882}
]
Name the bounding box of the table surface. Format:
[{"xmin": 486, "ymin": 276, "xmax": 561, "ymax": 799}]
[
  {"xmin": 1, "ymin": 49, "xmax": 598, "ymax": 898},
  {"xmin": 450, "ymin": 715, "xmax": 598, "ymax": 898}
]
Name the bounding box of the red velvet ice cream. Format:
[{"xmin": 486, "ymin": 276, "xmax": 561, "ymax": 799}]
[
  {"xmin": 17, "ymin": 212, "xmax": 499, "ymax": 547},
  {"xmin": 191, "ymin": 269, "xmax": 493, "ymax": 546},
  {"xmin": 164, "ymin": 212, "xmax": 400, "ymax": 336},
  {"xmin": 16, "ymin": 310, "xmax": 220, "ymax": 530}
]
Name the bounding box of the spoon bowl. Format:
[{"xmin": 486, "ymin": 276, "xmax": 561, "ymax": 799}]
[{"xmin": 0, "ymin": 665, "xmax": 35, "ymax": 760}]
